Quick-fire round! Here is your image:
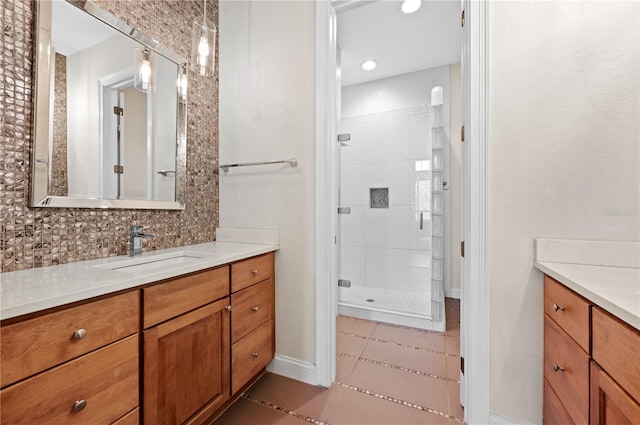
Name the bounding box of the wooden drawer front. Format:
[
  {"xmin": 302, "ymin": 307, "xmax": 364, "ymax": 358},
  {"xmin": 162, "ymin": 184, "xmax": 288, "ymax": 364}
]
[
  {"xmin": 592, "ymin": 307, "xmax": 640, "ymax": 403},
  {"xmin": 113, "ymin": 408, "xmax": 139, "ymax": 425},
  {"xmin": 544, "ymin": 378, "xmax": 573, "ymax": 425},
  {"xmin": 544, "ymin": 316, "xmax": 590, "ymax": 424},
  {"xmin": 0, "ymin": 335, "xmax": 139, "ymax": 425},
  {"xmin": 231, "ymin": 253, "xmax": 274, "ymax": 293},
  {"xmin": 1, "ymin": 291, "xmax": 139, "ymax": 388},
  {"xmin": 231, "ymin": 320, "xmax": 274, "ymax": 394},
  {"xmin": 590, "ymin": 361, "xmax": 640, "ymax": 425},
  {"xmin": 232, "ymin": 278, "xmax": 274, "ymax": 343},
  {"xmin": 544, "ymin": 275, "xmax": 591, "ymax": 352},
  {"xmin": 143, "ymin": 265, "xmax": 229, "ymax": 328}
]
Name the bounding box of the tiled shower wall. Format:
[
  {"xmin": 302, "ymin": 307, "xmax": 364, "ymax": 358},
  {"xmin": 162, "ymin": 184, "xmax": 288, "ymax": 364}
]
[
  {"xmin": 339, "ymin": 66, "xmax": 451, "ymax": 294},
  {"xmin": 0, "ymin": 0, "xmax": 219, "ymax": 272}
]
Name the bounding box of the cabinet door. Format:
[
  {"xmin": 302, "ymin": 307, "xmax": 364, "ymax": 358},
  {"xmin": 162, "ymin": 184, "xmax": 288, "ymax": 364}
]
[
  {"xmin": 590, "ymin": 361, "xmax": 640, "ymax": 425},
  {"xmin": 144, "ymin": 298, "xmax": 230, "ymax": 425}
]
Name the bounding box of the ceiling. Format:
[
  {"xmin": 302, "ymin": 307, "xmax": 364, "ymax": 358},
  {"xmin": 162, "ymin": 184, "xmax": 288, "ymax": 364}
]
[
  {"xmin": 52, "ymin": 0, "xmax": 115, "ymax": 56},
  {"xmin": 336, "ymin": 0, "xmax": 461, "ymax": 87}
]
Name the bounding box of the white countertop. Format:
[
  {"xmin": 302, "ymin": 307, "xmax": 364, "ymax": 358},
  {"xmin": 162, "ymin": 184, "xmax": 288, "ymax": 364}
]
[
  {"xmin": 0, "ymin": 241, "xmax": 278, "ymax": 321},
  {"xmin": 535, "ymin": 238, "xmax": 640, "ymax": 331}
]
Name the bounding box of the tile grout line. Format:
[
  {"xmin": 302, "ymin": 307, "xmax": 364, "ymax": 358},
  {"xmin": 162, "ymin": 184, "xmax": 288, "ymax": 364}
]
[
  {"xmin": 241, "ymin": 393, "xmax": 329, "ymax": 425},
  {"xmin": 338, "ymin": 351, "xmax": 460, "ymax": 383},
  {"xmin": 334, "ymin": 381, "xmax": 464, "ymax": 424},
  {"xmin": 338, "ymin": 330, "xmax": 460, "ymax": 357}
]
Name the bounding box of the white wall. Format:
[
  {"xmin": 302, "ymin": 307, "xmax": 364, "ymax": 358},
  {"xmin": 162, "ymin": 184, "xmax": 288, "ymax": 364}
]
[
  {"xmin": 121, "ymin": 86, "xmax": 147, "ymax": 199},
  {"xmin": 219, "ymin": 0, "xmax": 317, "ymax": 364},
  {"xmin": 67, "ymin": 35, "xmax": 134, "ymax": 197},
  {"xmin": 489, "ymin": 2, "xmax": 640, "ymax": 423}
]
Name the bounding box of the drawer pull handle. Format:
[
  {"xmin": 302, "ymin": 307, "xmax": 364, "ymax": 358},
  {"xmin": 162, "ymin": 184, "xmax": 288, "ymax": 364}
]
[
  {"xmin": 552, "ymin": 304, "xmax": 565, "ymax": 312},
  {"xmin": 73, "ymin": 329, "xmax": 87, "ymax": 340},
  {"xmin": 252, "ymin": 352, "xmax": 259, "ymax": 358},
  {"xmin": 72, "ymin": 399, "xmax": 87, "ymax": 412},
  {"xmin": 552, "ymin": 363, "xmax": 565, "ymax": 373},
  {"xmin": 252, "ymin": 269, "xmax": 259, "ymax": 275},
  {"xmin": 252, "ymin": 306, "xmax": 259, "ymax": 312}
]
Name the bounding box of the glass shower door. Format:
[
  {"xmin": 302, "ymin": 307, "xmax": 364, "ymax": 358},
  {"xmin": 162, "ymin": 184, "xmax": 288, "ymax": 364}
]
[{"xmin": 337, "ymin": 109, "xmax": 434, "ymax": 320}]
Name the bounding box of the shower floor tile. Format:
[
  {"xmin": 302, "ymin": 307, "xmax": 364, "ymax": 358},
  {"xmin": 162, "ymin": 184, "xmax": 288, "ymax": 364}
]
[{"xmin": 213, "ymin": 298, "xmax": 462, "ymax": 425}]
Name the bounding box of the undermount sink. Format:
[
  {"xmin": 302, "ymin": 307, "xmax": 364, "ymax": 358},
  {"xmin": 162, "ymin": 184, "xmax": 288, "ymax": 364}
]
[{"xmin": 95, "ymin": 252, "xmax": 206, "ymax": 274}]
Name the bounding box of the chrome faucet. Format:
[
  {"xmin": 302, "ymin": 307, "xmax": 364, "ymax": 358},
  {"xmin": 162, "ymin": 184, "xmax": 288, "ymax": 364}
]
[{"xmin": 129, "ymin": 225, "xmax": 154, "ymax": 257}]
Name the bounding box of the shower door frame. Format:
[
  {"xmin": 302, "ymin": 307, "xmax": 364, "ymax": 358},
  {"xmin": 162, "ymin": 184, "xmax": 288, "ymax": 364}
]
[{"xmin": 315, "ymin": 1, "xmax": 490, "ymax": 424}]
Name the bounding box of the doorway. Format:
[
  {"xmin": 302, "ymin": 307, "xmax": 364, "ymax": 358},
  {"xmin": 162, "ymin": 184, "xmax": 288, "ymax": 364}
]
[
  {"xmin": 315, "ymin": 1, "xmax": 490, "ymax": 423},
  {"xmin": 334, "ymin": 0, "xmax": 459, "ymax": 344}
]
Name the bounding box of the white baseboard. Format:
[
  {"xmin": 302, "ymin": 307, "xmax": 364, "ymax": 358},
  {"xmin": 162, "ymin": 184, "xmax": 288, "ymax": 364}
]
[
  {"xmin": 449, "ymin": 288, "xmax": 461, "ymax": 299},
  {"xmin": 266, "ymin": 355, "xmax": 317, "ymax": 386},
  {"xmin": 490, "ymin": 413, "xmax": 526, "ymax": 425}
]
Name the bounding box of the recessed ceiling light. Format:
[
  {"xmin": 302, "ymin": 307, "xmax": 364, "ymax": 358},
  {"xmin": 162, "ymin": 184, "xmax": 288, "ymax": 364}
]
[
  {"xmin": 401, "ymin": 0, "xmax": 421, "ymax": 14},
  {"xmin": 361, "ymin": 60, "xmax": 378, "ymax": 71}
]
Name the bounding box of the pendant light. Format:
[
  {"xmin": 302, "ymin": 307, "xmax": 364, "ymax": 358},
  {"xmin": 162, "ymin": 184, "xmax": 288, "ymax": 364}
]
[
  {"xmin": 191, "ymin": 0, "xmax": 217, "ymax": 77},
  {"xmin": 134, "ymin": 47, "xmax": 155, "ymax": 92}
]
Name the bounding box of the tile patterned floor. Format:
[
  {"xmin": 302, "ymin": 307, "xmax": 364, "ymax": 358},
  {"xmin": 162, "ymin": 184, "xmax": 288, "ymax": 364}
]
[{"xmin": 213, "ymin": 298, "xmax": 462, "ymax": 425}]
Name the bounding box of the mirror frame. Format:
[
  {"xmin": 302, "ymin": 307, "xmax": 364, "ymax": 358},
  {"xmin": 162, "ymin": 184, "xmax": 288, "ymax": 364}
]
[{"xmin": 30, "ymin": 0, "xmax": 188, "ymax": 210}]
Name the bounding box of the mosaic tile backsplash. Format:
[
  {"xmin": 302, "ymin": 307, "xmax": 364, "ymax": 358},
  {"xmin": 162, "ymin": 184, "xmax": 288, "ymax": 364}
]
[{"xmin": 0, "ymin": 0, "xmax": 220, "ymax": 272}]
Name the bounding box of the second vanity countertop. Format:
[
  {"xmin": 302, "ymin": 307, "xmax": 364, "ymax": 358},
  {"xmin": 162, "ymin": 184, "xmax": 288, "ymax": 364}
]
[
  {"xmin": 534, "ymin": 238, "xmax": 640, "ymax": 331},
  {"xmin": 0, "ymin": 241, "xmax": 278, "ymax": 321}
]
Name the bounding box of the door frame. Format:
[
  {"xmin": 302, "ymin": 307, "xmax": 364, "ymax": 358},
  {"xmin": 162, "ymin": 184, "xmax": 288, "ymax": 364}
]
[{"xmin": 314, "ymin": 0, "xmax": 490, "ymax": 423}]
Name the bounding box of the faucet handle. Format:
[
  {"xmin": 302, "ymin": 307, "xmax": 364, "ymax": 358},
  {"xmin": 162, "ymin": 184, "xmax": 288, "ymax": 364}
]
[{"xmin": 130, "ymin": 225, "xmax": 151, "ymax": 237}]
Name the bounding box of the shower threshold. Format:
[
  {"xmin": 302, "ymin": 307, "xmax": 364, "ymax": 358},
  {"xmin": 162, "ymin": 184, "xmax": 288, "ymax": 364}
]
[{"xmin": 338, "ymin": 286, "xmax": 446, "ymax": 332}]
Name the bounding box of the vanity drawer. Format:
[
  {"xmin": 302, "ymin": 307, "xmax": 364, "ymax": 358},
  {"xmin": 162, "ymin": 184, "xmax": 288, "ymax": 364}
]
[
  {"xmin": 544, "ymin": 378, "xmax": 573, "ymax": 425},
  {"xmin": 231, "ymin": 320, "xmax": 274, "ymax": 394},
  {"xmin": 544, "ymin": 316, "xmax": 590, "ymax": 424},
  {"xmin": 1, "ymin": 291, "xmax": 139, "ymax": 388},
  {"xmin": 592, "ymin": 307, "xmax": 640, "ymax": 403},
  {"xmin": 231, "ymin": 278, "xmax": 274, "ymax": 343},
  {"xmin": 544, "ymin": 275, "xmax": 591, "ymax": 352},
  {"xmin": 231, "ymin": 253, "xmax": 274, "ymax": 293},
  {"xmin": 0, "ymin": 335, "xmax": 139, "ymax": 425},
  {"xmin": 113, "ymin": 408, "xmax": 140, "ymax": 425},
  {"xmin": 143, "ymin": 266, "xmax": 229, "ymax": 328}
]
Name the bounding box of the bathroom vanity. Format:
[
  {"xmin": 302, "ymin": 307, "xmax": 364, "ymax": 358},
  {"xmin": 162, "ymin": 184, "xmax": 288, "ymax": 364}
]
[
  {"xmin": 535, "ymin": 238, "xmax": 640, "ymax": 425},
  {"xmin": 0, "ymin": 243, "xmax": 277, "ymax": 425}
]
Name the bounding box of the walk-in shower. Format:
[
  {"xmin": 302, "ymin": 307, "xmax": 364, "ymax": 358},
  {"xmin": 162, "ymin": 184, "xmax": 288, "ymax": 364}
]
[{"xmin": 337, "ymin": 65, "xmax": 453, "ymax": 332}]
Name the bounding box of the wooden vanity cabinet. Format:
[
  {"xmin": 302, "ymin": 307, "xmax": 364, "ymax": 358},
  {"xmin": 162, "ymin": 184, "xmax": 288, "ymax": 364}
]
[
  {"xmin": 230, "ymin": 253, "xmax": 276, "ymax": 394},
  {"xmin": 543, "ymin": 275, "xmax": 640, "ymax": 425},
  {"xmin": 142, "ymin": 266, "xmax": 231, "ymax": 425},
  {"xmin": 544, "ymin": 275, "xmax": 591, "ymax": 424},
  {"xmin": 0, "ymin": 291, "xmax": 140, "ymax": 425},
  {"xmin": 590, "ymin": 307, "xmax": 640, "ymax": 425},
  {"xmin": 1, "ymin": 251, "xmax": 276, "ymax": 425}
]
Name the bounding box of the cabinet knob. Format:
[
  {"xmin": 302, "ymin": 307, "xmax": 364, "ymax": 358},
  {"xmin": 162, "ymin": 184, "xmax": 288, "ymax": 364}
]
[
  {"xmin": 252, "ymin": 352, "xmax": 259, "ymax": 358},
  {"xmin": 552, "ymin": 363, "xmax": 565, "ymax": 373},
  {"xmin": 252, "ymin": 306, "xmax": 259, "ymax": 312},
  {"xmin": 552, "ymin": 304, "xmax": 565, "ymax": 312},
  {"xmin": 225, "ymin": 305, "xmax": 232, "ymax": 312},
  {"xmin": 251, "ymin": 269, "xmax": 259, "ymax": 275},
  {"xmin": 72, "ymin": 399, "xmax": 87, "ymax": 412},
  {"xmin": 73, "ymin": 329, "xmax": 87, "ymax": 340}
]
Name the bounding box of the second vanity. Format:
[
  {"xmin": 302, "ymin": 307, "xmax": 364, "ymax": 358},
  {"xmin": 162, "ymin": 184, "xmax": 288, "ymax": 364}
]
[
  {"xmin": 535, "ymin": 238, "xmax": 640, "ymax": 425},
  {"xmin": 0, "ymin": 240, "xmax": 278, "ymax": 425}
]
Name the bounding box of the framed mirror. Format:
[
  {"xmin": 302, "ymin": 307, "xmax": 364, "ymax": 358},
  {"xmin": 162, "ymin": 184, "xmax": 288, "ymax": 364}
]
[{"xmin": 30, "ymin": 0, "xmax": 187, "ymax": 209}]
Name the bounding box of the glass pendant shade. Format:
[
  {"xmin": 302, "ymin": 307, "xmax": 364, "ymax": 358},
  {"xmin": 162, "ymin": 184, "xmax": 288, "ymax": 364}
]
[
  {"xmin": 134, "ymin": 48, "xmax": 155, "ymax": 92},
  {"xmin": 191, "ymin": 18, "xmax": 216, "ymax": 77},
  {"xmin": 178, "ymin": 64, "xmax": 188, "ymax": 102}
]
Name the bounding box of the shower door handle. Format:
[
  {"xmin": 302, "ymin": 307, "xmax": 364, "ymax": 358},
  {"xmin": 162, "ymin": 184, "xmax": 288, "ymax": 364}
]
[{"xmin": 420, "ymin": 212, "xmax": 424, "ymax": 230}]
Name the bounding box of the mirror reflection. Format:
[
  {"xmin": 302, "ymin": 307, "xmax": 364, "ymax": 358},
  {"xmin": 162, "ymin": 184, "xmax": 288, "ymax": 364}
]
[{"xmin": 32, "ymin": 0, "xmax": 187, "ymax": 209}]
